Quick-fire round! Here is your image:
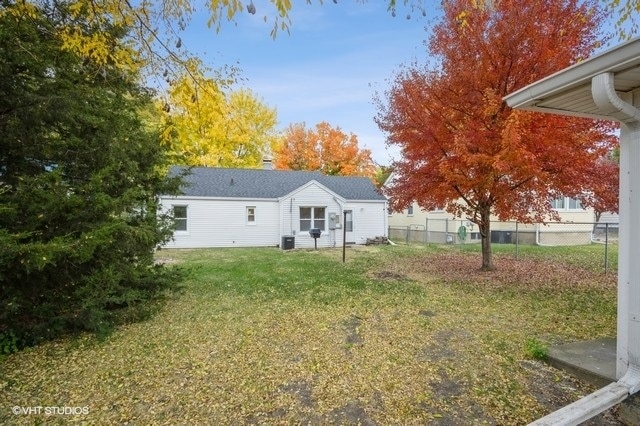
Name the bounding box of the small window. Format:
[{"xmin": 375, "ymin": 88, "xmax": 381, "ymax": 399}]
[
  {"xmin": 551, "ymin": 197, "xmax": 565, "ymax": 210},
  {"xmin": 551, "ymin": 196, "xmax": 583, "ymax": 210},
  {"xmin": 300, "ymin": 207, "xmax": 325, "ymax": 231},
  {"xmin": 247, "ymin": 206, "xmax": 256, "ymax": 224},
  {"xmin": 173, "ymin": 205, "xmax": 187, "ymax": 231},
  {"xmin": 568, "ymin": 198, "xmax": 583, "ymax": 210},
  {"xmin": 407, "ymin": 205, "xmax": 414, "ymax": 215}
]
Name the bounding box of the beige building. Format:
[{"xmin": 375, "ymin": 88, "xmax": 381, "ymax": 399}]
[{"xmin": 387, "ymin": 195, "xmax": 606, "ymax": 246}]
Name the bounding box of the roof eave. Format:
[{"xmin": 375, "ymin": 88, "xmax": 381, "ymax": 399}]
[{"xmin": 504, "ymin": 37, "xmax": 640, "ymax": 119}]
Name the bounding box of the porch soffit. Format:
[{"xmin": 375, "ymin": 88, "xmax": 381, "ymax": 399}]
[{"xmin": 504, "ymin": 38, "xmax": 640, "ymax": 120}]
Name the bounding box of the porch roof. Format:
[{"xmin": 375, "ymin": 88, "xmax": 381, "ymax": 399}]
[{"xmin": 504, "ymin": 37, "xmax": 640, "ymax": 120}]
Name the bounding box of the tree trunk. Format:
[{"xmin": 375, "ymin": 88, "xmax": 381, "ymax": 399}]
[{"xmin": 479, "ymin": 208, "xmax": 494, "ymax": 271}]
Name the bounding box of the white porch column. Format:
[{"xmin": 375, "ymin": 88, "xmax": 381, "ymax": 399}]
[
  {"xmin": 592, "ymin": 73, "xmax": 640, "ymax": 379},
  {"xmin": 617, "ymin": 106, "xmax": 640, "ymax": 378}
]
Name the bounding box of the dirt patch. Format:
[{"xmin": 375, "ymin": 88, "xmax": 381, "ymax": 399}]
[
  {"xmin": 344, "ymin": 315, "xmax": 364, "ymax": 347},
  {"xmin": 520, "ymin": 360, "xmax": 622, "ymax": 425},
  {"xmin": 419, "ymin": 330, "xmax": 462, "ymax": 361},
  {"xmin": 323, "ymin": 401, "xmax": 377, "ymax": 425},
  {"xmin": 249, "ymin": 383, "xmax": 378, "ymax": 425},
  {"xmin": 280, "ymin": 380, "xmax": 315, "ymax": 408}
]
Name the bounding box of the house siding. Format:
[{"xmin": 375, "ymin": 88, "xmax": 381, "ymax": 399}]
[
  {"xmin": 279, "ymin": 182, "xmax": 388, "ymax": 249},
  {"xmin": 280, "ymin": 182, "xmax": 344, "ymax": 249},
  {"xmin": 346, "ymin": 201, "xmax": 389, "ymax": 244},
  {"xmin": 161, "ymin": 197, "xmax": 280, "ymax": 248},
  {"xmin": 160, "ymin": 167, "xmax": 387, "ymax": 249}
]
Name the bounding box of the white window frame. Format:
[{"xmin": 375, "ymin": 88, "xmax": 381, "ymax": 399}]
[
  {"xmin": 246, "ymin": 206, "xmax": 256, "ymax": 225},
  {"xmin": 300, "ymin": 207, "xmax": 326, "ymax": 232},
  {"xmin": 551, "ymin": 196, "xmax": 584, "ymax": 211},
  {"xmin": 172, "ymin": 205, "xmax": 188, "ymax": 232}
]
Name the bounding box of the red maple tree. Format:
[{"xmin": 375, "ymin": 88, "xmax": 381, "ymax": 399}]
[
  {"xmin": 375, "ymin": 0, "xmax": 618, "ymax": 270},
  {"xmin": 273, "ymin": 121, "xmax": 376, "ymax": 178}
]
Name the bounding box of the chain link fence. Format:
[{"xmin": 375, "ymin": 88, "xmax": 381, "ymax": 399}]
[{"xmin": 389, "ymin": 219, "xmax": 619, "ymax": 273}]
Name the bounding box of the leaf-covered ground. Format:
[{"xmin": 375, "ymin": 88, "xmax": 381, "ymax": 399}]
[{"xmin": 0, "ymin": 245, "xmax": 623, "ymax": 424}]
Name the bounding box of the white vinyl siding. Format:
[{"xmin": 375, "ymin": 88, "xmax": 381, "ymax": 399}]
[{"xmin": 162, "ymin": 198, "xmax": 279, "ymax": 248}]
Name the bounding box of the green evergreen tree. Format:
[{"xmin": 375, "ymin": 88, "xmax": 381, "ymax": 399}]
[{"xmin": 0, "ymin": 1, "xmax": 181, "ymax": 348}]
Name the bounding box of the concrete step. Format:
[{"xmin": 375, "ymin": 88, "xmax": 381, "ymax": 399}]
[
  {"xmin": 546, "ymin": 337, "xmax": 617, "ymax": 388},
  {"xmin": 545, "ymin": 337, "xmax": 640, "ymax": 425}
]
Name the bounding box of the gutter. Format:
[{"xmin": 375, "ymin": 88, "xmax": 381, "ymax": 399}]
[
  {"xmin": 592, "ymin": 73, "xmax": 640, "ymax": 125},
  {"xmin": 505, "ymin": 37, "xmax": 640, "ymax": 114},
  {"xmin": 528, "ymin": 72, "xmax": 640, "ymax": 425}
]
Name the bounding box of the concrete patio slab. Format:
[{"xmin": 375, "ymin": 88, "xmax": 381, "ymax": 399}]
[{"xmin": 546, "ymin": 337, "xmax": 617, "ymax": 388}]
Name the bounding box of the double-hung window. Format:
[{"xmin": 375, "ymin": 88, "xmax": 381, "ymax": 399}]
[
  {"xmin": 300, "ymin": 207, "xmax": 326, "ymax": 231},
  {"xmin": 247, "ymin": 206, "xmax": 256, "ymax": 224},
  {"xmin": 173, "ymin": 205, "xmax": 188, "ymax": 231}
]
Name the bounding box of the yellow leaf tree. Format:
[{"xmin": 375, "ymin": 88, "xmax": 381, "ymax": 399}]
[{"xmin": 161, "ymin": 62, "xmax": 279, "ymax": 168}]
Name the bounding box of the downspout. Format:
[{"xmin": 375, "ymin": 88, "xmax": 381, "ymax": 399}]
[
  {"xmin": 333, "ymin": 196, "xmax": 343, "ymax": 248},
  {"xmin": 530, "ymin": 72, "xmax": 640, "ymax": 425}
]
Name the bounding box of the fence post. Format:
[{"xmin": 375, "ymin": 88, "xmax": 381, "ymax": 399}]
[
  {"xmin": 515, "ymin": 221, "xmax": 519, "ymax": 260},
  {"xmin": 446, "ymin": 218, "xmax": 449, "ymax": 244},
  {"xmin": 406, "ymin": 226, "xmax": 410, "ymax": 245},
  {"xmin": 425, "ymin": 218, "xmax": 429, "ymax": 245},
  {"xmin": 605, "ymin": 222, "xmax": 609, "ymax": 274}
]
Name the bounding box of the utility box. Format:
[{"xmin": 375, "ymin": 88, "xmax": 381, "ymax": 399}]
[
  {"xmin": 281, "ymin": 235, "xmax": 295, "ymax": 250},
  {"xmin": 491, "ymin": 230, "xmax": 512, "ymax": 244},
  {"xmin": 328, "ymin": 212, "xmax": 340, "ymax": 230}
]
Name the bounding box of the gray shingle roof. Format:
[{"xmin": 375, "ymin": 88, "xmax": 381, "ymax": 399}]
[{"xmin": 168, "ymin": 166, "xmax": 386, "ymax": 201}]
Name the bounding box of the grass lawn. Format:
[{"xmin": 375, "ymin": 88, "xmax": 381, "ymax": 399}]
[{"xmin": 0, "ymin": 245, "xmax": 619, "ymax": 424}]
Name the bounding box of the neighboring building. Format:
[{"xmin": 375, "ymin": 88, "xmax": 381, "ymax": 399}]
[
  {"xmin": 160, "ymin": 165, "xmax": 388, "ymax": 249},
  {"xmin": 387, "ymin": 197, "xmax": 601, "ymax": 245},
  {"xmin": 384, "ymin": 173, "xmax": 614, "ymax": 245}
]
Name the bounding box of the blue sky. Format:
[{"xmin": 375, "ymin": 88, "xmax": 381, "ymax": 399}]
[
  {"xmin": 179, "ymin": 1, "xmax": 629, "ymax": 166},
  {"xmin": 181, "ymin": 1, "xmax": 442, "ymax": 165}
]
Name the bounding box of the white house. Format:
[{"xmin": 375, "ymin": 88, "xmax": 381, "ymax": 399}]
[{"xmin": 160, "ymin": 166, "xmax": 388, "ymax": 249}]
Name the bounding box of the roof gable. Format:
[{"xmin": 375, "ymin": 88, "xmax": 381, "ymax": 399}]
[
  {"xmin": 168, "ymin": 166, "xmax": 386, "ymax": 201},
  {"xmin": 279, "ymin": 179, "xmax": 345, "ymax": 202}
]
